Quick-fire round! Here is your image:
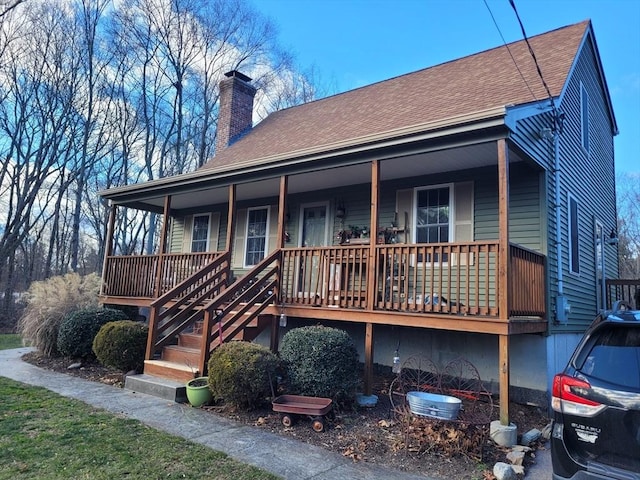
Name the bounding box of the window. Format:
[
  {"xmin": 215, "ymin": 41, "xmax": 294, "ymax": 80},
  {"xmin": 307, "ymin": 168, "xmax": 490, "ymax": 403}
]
[
  {"xmin": 191, "ymin": 215, "xmax": 210, "ymax": 252},
  {"xmin": 568, "ymin": 194, "xmax": 580, "ymax": 275},
  {"xmin": 416, "ymin": 186, "xmax": 450, "ymax": 243},
  {"xmin": 580, "ymin": 82, "xmax": 589, "ymax": 152},
  {"xmin": 245, "ymin": 207, "xmax": 269, "ymax": 266},
  {"xmin": 415, "ymin": 185, "xmax": 451, "ymax": 263}
]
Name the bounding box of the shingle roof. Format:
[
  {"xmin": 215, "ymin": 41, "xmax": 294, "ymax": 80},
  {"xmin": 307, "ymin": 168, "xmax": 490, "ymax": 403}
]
[{"xmin": 201, "ymin": 20, "xmax": 589, "ymax": 171}]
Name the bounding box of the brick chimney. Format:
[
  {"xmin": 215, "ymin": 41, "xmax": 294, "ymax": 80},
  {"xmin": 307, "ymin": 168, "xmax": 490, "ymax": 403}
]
[{"xmin": 216, "ymin": 70, "xmax": 256, "ymax": 152}]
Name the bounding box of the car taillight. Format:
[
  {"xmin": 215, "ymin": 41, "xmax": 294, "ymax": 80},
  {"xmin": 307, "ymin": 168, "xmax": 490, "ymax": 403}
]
[{"xmin": 551, "ymin": 374, "xmax": 605, "ymax": 417}]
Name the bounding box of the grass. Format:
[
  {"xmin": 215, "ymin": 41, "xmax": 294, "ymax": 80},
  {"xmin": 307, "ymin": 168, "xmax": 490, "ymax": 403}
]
[
  {"xmin": 0, "ymin": 377, "xmax": 280, "ymax": 480},
  {"xmin": 0, "ymin": 334, "xmax": 23, "ymax": 350}
]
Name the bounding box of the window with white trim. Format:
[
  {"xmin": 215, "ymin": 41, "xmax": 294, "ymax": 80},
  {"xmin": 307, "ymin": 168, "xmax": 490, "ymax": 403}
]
[
  {"xmin": 580, "ymin": 82, "xmax": 589, "ymax": 152},
  {"xmin": 245, "ymin": 207, "xmax": 269, "ymax": 266},
  {"xmin": 191, "ymin": 215, "xmax": 210, "ymax": 252},
  {"xmin": 416, "ymin": 185, "xmax": 451, "ymax": 243},
  {"xmin": 568, "ymin": 194, "xmax": 580, "ymax": 275},
  {"xmin": 415, "ymin": 185, "xmax": 452, "ymax": 264}
]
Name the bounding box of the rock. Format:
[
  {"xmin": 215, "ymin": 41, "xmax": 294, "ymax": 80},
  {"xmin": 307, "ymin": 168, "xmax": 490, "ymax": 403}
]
[
  {"xmin": 512, "ymin": 444, "xmax": 533, "ymax": 452},
  {"xmin": 506, "ymin": 449, "xmax": 525, "ymax": 466},
  {"xmin": 521, "ymin": 428, "xmax": 542, "ymax": 446},
  {"xmin": 493, "ymin": 462, "xmax": 516, "ymax": 480},
  {"xmin": 67, "ymin": 362, "xmax": 82, "ymax": 370},
  {"xmin": 541, "ymin": 421, "xmax": 553, "ymax": 440},
  {"xmin": 511, "ymin": 464, "xmax": 525, "ymax": 475},
  {"xmin": 490, "ymin": 420, "xmax": 518, "ymax": 447}
]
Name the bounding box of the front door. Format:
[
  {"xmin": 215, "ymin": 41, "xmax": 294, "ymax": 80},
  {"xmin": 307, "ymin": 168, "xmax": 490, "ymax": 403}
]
[{"xmin": 298, "ymin": 203, "xmax": 329, "ymax": 298}]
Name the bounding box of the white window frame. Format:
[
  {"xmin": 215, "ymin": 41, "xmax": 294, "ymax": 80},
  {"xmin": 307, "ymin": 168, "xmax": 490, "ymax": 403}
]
[
  {"xmin": 412, "ymin": 183, "xmax": 454, "ymax": 266},
  {"xmin": 568, "ymin": 193, "xmax": 580, "ymax": 276},
  {"xmin": 580, "ymin": 82, "xmax": 589, "ymax": 153},
  {"xmin": 191, "ymin": 214, "xmax": 210, "ymax": 253},
  {"xmin": 244, "ymin": 206, "xmax": 270, "ymax": 268}
]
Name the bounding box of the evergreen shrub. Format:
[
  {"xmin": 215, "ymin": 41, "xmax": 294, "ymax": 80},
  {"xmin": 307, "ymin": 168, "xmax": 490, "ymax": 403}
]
[
  {"xmin": 93, "ymin": 320, "xmax": 149, "ymax": 372},
  {"xmin": 57, "ymin": 307, "xmax": 128, "ymax": 359},
  {"xmin": 208, "ymin": 341, "xmax": 281, "ymax": 410},
  {"xmin": 279, "ymin": 325, "xmax": 359, "ymax": 402}
]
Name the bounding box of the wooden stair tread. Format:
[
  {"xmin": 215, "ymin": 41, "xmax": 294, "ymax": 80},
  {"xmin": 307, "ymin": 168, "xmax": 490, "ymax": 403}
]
[{"xmin": 164, "ymin": 344, "xmax": 199, "ymax": 352}]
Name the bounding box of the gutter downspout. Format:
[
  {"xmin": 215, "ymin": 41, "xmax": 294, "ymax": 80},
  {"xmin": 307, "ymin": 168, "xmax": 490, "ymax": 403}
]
[{"xmin": 553, "ymin": 117, "xmax": 569, "ymax": 323}]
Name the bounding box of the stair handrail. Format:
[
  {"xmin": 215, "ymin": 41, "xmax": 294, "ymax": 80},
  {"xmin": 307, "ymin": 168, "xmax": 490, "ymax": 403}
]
[
  {"xmin": 197, "ymin": 248, "xmax": 282, "ymax": 374},
  {"xmin": 145, "ymin": 251, "xmax": 231, "ymax": 361}
]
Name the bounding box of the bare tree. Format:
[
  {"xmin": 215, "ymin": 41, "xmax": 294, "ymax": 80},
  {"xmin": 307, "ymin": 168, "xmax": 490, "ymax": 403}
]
[
  {"xmin": 617, "ymin": 172, "xmax": 640, "ymax": 278},
  {"xmin": 0, "ymin": 0, "xmax": 81, "ymax": 321}
]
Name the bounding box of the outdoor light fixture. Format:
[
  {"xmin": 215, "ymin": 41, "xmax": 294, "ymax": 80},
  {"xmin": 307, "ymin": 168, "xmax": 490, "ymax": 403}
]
[
  {"xmin": 607, "ymin": 228, "xmax": 619, "ymax": 246},
  {"xmin": 539, "ymin": 127, "xmax": 553, "ymax": 140},
  {"xmin": 279, "ymin": 304, "xmax": 287, "ymax": 327}
]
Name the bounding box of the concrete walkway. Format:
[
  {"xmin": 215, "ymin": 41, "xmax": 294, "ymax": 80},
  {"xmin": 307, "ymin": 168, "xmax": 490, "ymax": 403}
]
[{"xmin": 0, "ymin": 347, "xmax": 428, "ymax": 480}]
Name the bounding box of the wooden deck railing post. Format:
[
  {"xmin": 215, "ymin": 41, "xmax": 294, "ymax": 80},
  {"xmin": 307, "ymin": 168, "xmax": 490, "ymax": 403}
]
[
  {"xmin": 100, "ymin": 202, "xmax": 116, "ymax": 296},
  {"xmin": 145, "ymin": 306, "xmax": 159, "ymax": 361},
  {"xmin": 199, "ymin": 308, "xmax": 213, "ymax": 376}
]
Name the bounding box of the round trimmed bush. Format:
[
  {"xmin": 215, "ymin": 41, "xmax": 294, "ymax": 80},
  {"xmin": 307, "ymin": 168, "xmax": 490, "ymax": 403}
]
[
  {"xmin": 208, "ymin": 341, "xmax": 281, "ymax": 410},
  {"xmin": 93, "ymin": 320, "xmax": 149, "ymax": 372},
  {"xmin": 280, "ymin": 325, "xmax": 359, "ymax": 402},
  {"xmin": 57, "ymin": 307, "xmax": 128, "ymax": 359}
]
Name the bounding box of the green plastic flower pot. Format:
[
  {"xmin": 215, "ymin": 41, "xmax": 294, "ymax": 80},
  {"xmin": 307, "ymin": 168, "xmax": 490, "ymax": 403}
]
[{"xmin": 185, "ymin": 376, "xmax": 212, "ymax": 407}]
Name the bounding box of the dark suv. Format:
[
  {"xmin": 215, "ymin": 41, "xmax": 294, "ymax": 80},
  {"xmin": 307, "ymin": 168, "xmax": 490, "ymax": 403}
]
[{"xmin": 551, "ymin": 301, "xmax": 640, "ymax": 479}]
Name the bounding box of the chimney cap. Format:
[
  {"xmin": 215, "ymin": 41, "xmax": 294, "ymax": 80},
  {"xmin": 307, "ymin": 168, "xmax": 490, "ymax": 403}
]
[{"xmin": 224, "ymin": 70, "xmax": 252, "ymax": 83}]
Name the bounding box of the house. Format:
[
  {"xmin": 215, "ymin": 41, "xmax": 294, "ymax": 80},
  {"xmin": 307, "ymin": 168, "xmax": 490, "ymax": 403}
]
[{"xmin": 99, "ymin": 20, "xmax": 619, "ymax": 424}]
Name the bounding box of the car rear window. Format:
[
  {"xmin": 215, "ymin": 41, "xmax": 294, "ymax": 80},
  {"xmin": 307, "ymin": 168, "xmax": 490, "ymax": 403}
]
[{"xmin": 578, "ymin": 326, "xmax": 640, "ymax": 389}]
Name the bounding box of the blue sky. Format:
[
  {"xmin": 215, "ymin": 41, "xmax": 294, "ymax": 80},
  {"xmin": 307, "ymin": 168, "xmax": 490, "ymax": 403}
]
[{"xmin": 252, "ymin": 0, "xmax": 639, "ymax": 175}]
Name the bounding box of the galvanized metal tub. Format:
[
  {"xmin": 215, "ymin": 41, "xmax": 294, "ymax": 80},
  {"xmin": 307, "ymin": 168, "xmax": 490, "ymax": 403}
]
[{"xmin": 406, "ymin": 391, "xmax": 462, "ymax": 420}]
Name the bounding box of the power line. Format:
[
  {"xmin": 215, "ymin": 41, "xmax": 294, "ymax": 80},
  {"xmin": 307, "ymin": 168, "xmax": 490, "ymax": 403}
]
[
  {"xmin": 508, "ymin": 0, "xmax": 559, "ymax": 120},
  {"xmin": 482, "ymin": 0, "xmax": 538, "ymax": 102}
]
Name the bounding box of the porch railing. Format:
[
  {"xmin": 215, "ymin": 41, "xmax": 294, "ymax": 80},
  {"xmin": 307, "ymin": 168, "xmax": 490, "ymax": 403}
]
[
  {"xmin": 281, "ymin": 241, "xmax": 546, "ymax": 318},
  {"xmin": 605, "ymin": 279, "xmax": 640, "ymax": 309},
  {"xmin": 509, "ymin": 244, "xmax": 546, "ymax": 317},
  {"xmin": 102, "ymin": 252, "xmax": 223, "ymax": 298}
]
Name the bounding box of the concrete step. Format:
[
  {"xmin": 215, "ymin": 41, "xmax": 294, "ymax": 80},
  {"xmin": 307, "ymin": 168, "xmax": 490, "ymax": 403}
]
[
  {"xmin": 124, "ymin": 373, "xmax": 187, "ymax": 402},
  {"xmin": 144, "ymin": 359, "xmax": 197, "ymax": 382}
]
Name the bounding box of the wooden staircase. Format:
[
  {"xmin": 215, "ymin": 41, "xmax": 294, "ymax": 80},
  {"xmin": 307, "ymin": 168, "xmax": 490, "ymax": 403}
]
[
  {"xmin": 144, "ymin": 314, "xmax": 273, "ymax": 382},
  {"xmin": 141, "ymin": 249, "xmax": 281, "ymax": 383}
]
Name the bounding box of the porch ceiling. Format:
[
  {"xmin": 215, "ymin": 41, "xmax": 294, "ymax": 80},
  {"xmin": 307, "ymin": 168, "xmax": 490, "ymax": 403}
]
[{"xmin": 120, "ymin": 141, "xmax": 527, "ymax": 213}]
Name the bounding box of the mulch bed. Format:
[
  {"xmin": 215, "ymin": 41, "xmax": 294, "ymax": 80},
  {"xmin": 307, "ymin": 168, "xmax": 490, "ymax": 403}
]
[{"xmin": 21, "ymin": 351, "xmax": 551, "ymax": 479}]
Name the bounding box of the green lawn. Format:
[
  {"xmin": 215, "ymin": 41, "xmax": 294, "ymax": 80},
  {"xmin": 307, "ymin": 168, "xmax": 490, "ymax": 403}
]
[
  {"xmin": 0, "ymin": 334, "xmax": 23, "ymax": 350},
  {"xmin": 0, "ymin": 377, "xmax": 280, "ymax": 480}
]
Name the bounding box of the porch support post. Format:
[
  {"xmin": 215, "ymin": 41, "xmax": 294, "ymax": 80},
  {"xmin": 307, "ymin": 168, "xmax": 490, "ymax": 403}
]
[
  {"xmin": 497, "ymin": 138, "xmax": 511, "ymax": 425},
  {"xmin": 153, "ymin": 195, "xmax": 172, "ymax": 298},
  {"xmin": 100, "ymin": 202, "xmax": 117, "ymax": 296},
  {"xmin": 276, "ymin": 175, "xmax": 288, "ymax": 250},
  {"xmin": 364, "ymin": 160, "xmax": 380, "ymax": 396},
  {"xmin": 367, "ymin": 159, "xmax": 380, "ymax": 311},
  {"xmin": 499, "ymin": 334, "xmax": 510, "ymax": 425},
  {"xmin": 225, "ymin": 184, "xmax": 237, "ymax": 286},
  {"xmin": 364, "ymin": 322, "xmax": 374, "ymax": 396},
  {"xmin": 225, "ymin": 184, "xmax": 237, "ymax": 251},
  {"xmin": 271, "ymin": 175, "xmax": 288, "ymax": 353}
]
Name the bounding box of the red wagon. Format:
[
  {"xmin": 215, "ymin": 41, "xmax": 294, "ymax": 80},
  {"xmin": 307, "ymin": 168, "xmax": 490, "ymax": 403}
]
[{"xmin": 272, "ymin": 394, "xmax": 333, "ymax": 432}]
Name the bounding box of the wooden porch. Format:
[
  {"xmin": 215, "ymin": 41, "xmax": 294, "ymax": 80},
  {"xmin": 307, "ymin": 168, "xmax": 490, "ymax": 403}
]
[{"xmin": 100, "ymin": 241, "xmax": 547, "ymax": 332}]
